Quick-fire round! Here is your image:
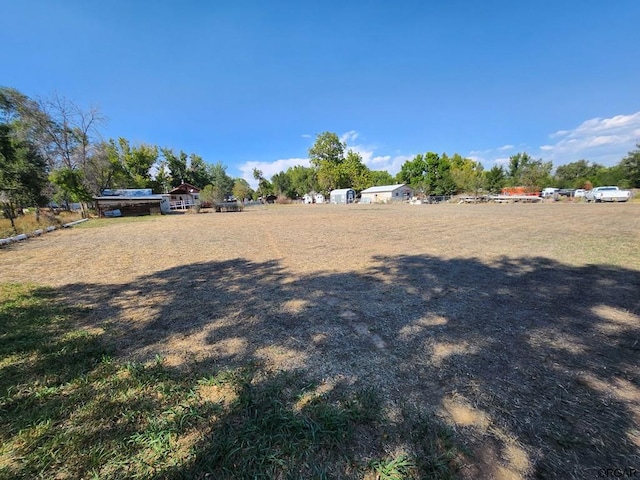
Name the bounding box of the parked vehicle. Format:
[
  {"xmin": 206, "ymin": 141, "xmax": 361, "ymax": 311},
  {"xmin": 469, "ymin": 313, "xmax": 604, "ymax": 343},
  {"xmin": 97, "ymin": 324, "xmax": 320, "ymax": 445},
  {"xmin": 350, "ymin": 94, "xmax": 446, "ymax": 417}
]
[
  {"xmin": 584, "ymin": 186, "xmax": 631, "ymax": 202},
  {"xmin": 574, "ymin": 189, "xmax": 586, "ymax": 198},
  {"xmin": 541, "ymin": 187, "xmax": 560, "ymax": 198}
]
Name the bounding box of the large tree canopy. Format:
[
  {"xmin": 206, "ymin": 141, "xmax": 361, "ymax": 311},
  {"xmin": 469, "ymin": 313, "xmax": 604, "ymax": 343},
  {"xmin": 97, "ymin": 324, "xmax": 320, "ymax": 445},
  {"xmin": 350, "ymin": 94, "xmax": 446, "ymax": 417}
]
[
  {"xmin": 554, "ymin": 160, "xmax": 600, "ymax": 189},
  {"xmin": 507, "ymin": 152, "xmax": 552, "ymax": 192},
  {"xmin": 396, "ymin": 152, "xmax": 456, "ymax": 195},
  {"xmin": 484, "ymin": 165, "xmax": 506, "ymax": 194},
  {"xmin": 307, "ymin": 132, "xmax": 372, "ymax": 193},
  {"xmin": 308, "ymin": 132, "xmax": 345, "ymax": 168},
  {"xmin": 0, "ymin": 123, "xmax": 49, "ymax": 227},
  {"xmin": 619, "ymin": 143, "xmax": 640, "ymax": 188}
]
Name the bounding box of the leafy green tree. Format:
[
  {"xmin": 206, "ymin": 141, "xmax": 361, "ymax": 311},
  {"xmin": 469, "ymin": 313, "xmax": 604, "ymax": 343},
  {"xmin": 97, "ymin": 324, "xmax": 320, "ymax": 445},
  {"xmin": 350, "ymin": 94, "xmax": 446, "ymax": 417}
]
[
  {"xmin": 450, "ymin": 156, "xmax": 485, "ymax": 196},
  {"xmin": 187, "ymin": 154, "xmax": 212, "ymax": 187},
  {"xmin": 554, "ymin": 160, "xmax": 600, "ymax": 189},
  {"xmin": 150, "ymin": 162, "xmax": 171, "ymax": 193},
  {"xmin": 521, "ymin": 160, "xmax": 552, "ymax": 192},
  {"xmin": 232, "ymin": 178, "xmax": 253, "ymax": 201},
  {"xmin": 288, "ymin": 165, "xmax": 318, "ymax": 197},
  {"xmin": 506, "ymin": 152, "xmax": 552, "ymax": 192},
  {"xmin": 0, "ymin": 123, "xmax": 48, "ymax": 230},
  {"xmin": 1, "ymin": 87, "xmax": 105, "ymax": 209},
  {"xmin": 253, "ymin": 168, "xmax": 273, "ymax": 199},
  {"xmin": 49, "ymin": 167, "xmax": 93, "ymax": 208},
  {"xmin": 506, "ymin": 152, "xmax": 528, "ymax": 185},
  {"xmin": 112, "ymin": 138, "xmax": 157, "ymax": 188},
  {"xmin": 369, "ymin": 170, "xmax": 395, "ymax": 186},
  {"xmin": 592, "ymin": 164, "xmax": 626, "ymax": 187},
  {"xmin": 397, "ymin": 154, "xmax": 428, "ymax": 193},
  {"xmin": 306, "ymin": 132, "xmax": 372, "ymax": 192},
  {"xmin": 208, "ymin": 162, "xmax": 234, "ymax": 200},
  {"xmin": 316, "ymin": 161, "xmax": 343, "ymax": 192},
  {"xmin": 271, "ymin": 171, "xmax": 293, "ymax": 197},
  {"xmin": 484, "ymin": 165, "xmax": 506, "ymax": 194},
  {"xmin": 426, "ymin": 153, "xmax": 457, "ymax": 195},
  {"xmin": 308, "ymin": 132, "xmax": 345, "ymax": 167},
  {"xmin": 162, "ymin": 148, "xmax": 188, "ymax": 187},
  {"xmin": 619, "ymin": 143, "xmax": 640, "ymax": 188},
  {"xmin": 200, "ymin": 184, "xmax": 222, "ymax": 205},
  {"xmin": 81, "ymin": 140, "xmax": 130, "ymax": 194},
  {"xmin": 341, "ymin": 150, "xmax": 371, "ymax": 191},
  {"xmin": 398, "ymin": 152, "xmax": 457, "ymax": 196},
  {"xmin": 308, "ymin": 132, "xmax": 347, "ymax": 192}
]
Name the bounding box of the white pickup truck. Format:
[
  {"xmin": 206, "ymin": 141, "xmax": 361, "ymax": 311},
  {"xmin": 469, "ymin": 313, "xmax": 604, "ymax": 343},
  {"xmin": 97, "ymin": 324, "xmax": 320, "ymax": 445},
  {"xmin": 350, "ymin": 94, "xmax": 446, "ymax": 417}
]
[{"xmin": 584, "ymin": 186, "xmax": 632, "ymax": 202}]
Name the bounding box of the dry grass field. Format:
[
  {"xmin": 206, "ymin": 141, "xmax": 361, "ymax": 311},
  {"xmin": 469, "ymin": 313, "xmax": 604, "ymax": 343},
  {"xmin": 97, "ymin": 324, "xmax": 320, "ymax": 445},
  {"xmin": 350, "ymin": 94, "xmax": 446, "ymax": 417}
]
[{"xmin": 1, "ymin": 202, "xmax": 639, "ymax": 479}]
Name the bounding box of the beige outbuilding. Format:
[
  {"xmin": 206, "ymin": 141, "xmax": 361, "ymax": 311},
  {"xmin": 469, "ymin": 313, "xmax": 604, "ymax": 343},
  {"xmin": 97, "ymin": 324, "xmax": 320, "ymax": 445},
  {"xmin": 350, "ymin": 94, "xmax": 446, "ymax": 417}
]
[{"xmin": 359, "ymin": 184, "xmax": 414, "ymax": 203}]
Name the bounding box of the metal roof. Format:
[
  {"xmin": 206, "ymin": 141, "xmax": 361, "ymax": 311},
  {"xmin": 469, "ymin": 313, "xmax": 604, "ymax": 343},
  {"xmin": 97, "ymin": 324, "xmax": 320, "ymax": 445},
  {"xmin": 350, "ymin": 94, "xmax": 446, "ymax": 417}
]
[
  {"xmin": 169, "ymin": 183, "xmax": 201, "ymax": 194},
  {"xmin": 360, "ymin": 184, "xmax": 408, "ymax": 194},
  {"xmin": 330, "ymin": 188, "xmax": 355, "ymax": 194},
  {"xmin": 93, "ymin": 195, "xmax": 169, "ymax": 201}
]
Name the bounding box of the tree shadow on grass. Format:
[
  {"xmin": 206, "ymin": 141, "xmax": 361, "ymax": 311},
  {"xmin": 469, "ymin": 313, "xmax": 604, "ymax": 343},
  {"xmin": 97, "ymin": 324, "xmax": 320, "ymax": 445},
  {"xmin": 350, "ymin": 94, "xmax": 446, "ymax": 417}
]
[
  {"xmin": 0, "ymin": 282, "xmax": 463, "ymax": 480},
  {"xmin": 2, "ymin": 253, "xmax": 639, "ymax": 478}
]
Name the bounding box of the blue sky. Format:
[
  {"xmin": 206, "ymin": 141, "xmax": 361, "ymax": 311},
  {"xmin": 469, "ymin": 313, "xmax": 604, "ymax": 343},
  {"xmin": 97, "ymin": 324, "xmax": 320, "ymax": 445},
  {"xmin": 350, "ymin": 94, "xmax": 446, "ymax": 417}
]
[{"xmin": 3, "ymin": 0, "xmax": 639, "ymax": 187}]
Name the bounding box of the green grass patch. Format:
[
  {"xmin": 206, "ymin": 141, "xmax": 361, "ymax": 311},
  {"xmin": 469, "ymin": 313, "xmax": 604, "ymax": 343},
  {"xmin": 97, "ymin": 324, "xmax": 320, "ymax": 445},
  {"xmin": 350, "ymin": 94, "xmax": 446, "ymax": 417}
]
[
  {"xmin": 0, "ymin": 283, "xmax": 466, "ymax": 479},
  {"xmin": 74, "ymin": 215, "xmax": 161, "ymax": 230}
]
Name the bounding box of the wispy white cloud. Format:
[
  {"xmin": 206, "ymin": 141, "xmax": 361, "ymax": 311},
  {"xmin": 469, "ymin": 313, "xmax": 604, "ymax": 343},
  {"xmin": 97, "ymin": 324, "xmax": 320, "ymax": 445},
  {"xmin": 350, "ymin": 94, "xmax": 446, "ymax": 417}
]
[
  {"xmin": 344, "ymin": 136, "xmax": 412, "ymax": 175},
  {"xmin": 340, "ymin": 130, "xmax": 359, "ymax": 143},
  {"xmin": 301, "ymin": 134, "xmax": 312, "ymax": 138},
  {"xmin": 471, "ymin": 111, "xmax": 640, "ymax": 168},
  {"xmin": 550, "ymin": 130, "xmax": 570, "ymax": 138},
  {"xmin": 239, "ymin": 158, "xmax": 309, "ymax": 189},
  {"xmin": 540, "ymin": 112, "xmax": 640, "ymax": 165}
]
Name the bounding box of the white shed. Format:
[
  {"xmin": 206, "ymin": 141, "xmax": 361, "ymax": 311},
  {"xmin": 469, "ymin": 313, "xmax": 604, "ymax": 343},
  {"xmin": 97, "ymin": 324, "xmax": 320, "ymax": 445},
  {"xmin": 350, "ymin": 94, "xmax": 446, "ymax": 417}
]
[
  {"xmin": 360, "ymin": 184, "xmax": 414, "ymax": 203},
  {"xmin": 330, "ymin": 188, "xmax": 356, "ymax": 204},
  {"xmin": 303, "ymin": 192, "xmax": 326, "ymax": 204}
]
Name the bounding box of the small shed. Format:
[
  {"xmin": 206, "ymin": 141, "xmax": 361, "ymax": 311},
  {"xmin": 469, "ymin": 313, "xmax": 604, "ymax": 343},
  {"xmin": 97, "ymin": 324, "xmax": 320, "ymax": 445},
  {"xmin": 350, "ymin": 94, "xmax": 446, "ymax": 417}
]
[
  {"xmin": 94, "ymin": 189, "xmax": 170, "ymax": 217},
  {"xmin": 330, "ymin": 188, "xmax": 356, "ymax": 204},
  {"xmin": 360, "ymin": 184, "xmax": 414, "ymax": 203}
]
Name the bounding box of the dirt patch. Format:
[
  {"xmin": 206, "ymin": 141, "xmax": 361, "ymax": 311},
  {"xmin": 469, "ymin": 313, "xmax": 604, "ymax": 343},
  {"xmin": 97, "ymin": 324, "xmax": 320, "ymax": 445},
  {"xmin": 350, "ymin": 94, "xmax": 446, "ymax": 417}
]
[{"xmin": 2, "ymin": 203, "xmax": 639, "ymax": 478}]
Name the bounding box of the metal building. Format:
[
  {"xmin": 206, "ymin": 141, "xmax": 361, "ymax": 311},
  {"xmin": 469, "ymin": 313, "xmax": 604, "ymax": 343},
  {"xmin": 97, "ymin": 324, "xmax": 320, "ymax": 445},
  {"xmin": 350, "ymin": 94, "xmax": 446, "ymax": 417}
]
[{"xmin": 329, "ymin": 188, "xmax": 356, "ymax": 204}]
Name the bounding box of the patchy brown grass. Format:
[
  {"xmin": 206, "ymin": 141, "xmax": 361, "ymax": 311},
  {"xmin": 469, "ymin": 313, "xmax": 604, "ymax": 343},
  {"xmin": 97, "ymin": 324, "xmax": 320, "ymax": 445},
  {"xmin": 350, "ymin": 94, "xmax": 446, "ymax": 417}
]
[
  {"xmin": 1, "ymin": 202, "xmax": 639, "ymax": 478},
  {"xmin": 0, "ymin": 210, "xmax": 83, "ymax": 238}
]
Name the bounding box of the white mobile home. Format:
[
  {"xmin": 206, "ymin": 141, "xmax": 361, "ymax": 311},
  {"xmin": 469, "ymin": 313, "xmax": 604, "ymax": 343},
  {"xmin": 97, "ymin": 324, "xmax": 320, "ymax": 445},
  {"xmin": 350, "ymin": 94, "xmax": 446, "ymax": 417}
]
[
  {"xmin": 360, "ymin": 184, "xmax": 414, "ymax": 203},
  {"xmin": 330, "ymin": 188, "xmax": 356, "ymax": 204}
]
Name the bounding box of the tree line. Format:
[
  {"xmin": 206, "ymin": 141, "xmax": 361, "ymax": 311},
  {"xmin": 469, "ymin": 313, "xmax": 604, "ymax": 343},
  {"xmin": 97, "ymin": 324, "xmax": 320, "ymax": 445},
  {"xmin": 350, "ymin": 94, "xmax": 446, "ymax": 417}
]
[
  {"xmin": 259, "ymin": 132, "xmax": 640, "ymax": 199},
  {"xmin": 0, "ymin": 86, "xmax": 254, "ymax": 223},
  {"xmin": 2, "ymin": 86, "xmax": 639, "ymax": 222}
]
